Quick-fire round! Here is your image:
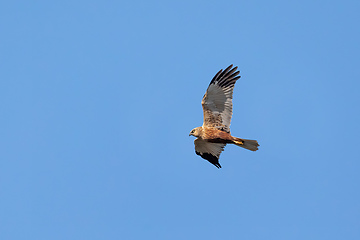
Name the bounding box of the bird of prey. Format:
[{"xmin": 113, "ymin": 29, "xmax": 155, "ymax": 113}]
[{"xmin": 189, "ymin": 64, "xmax": 259, "ymax": 168}]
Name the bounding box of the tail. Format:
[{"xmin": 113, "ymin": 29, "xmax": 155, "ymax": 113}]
[{"xmin": 232, "ymin": 137, "xmax": 259, "ymax": 151}]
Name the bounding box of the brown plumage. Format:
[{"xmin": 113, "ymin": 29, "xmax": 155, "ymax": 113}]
[{"xmin": 189, "ymin": 65, "xmax": 259, "ymax": 168}]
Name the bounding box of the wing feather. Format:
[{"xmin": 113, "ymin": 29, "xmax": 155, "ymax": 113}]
[
  {"xmin": 202, "ymin": 64, "xmax": 240, "ymax": 133},
  {"xmin": 194, "ymin": 138, "xmax": 226, "ymax": 168}
]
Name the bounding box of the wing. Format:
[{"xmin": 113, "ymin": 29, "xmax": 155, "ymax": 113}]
[
  {"xmin": 194, "ymin": 138, "xmax": 226, "ymax": 168},
  {"xmin": 202, "ymin": 65, "xmax": 240, "ymax": 133}
]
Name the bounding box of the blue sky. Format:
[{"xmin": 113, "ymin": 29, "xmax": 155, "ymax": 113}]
[{"xmin": 1, "ymin": 0, "xmax": 360, "ymax": 239}]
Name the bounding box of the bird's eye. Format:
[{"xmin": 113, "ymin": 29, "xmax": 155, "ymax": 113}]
[{"xmin": 191, "ymin": 130, "xmax": 195, "ymax": 133}]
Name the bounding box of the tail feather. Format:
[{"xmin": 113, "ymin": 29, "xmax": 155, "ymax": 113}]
[{"xmin": 232, "ymin": 137, "xmax": 259, "ymax": 151}]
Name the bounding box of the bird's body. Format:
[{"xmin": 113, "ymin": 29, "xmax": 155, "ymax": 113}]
[
  {"xmin": 189, "ymin": 65, "xmax": 259, "ymax": 168},
  {"xmin": 190, "ymin": 126, "xmax": 233, "ymax": 143}
]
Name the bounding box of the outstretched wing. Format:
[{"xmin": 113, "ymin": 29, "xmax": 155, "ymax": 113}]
[
  {"xmin": 194, "ymin": 138, "xmax": 226, "ymax": 168},
  {"xmin": 202, "ymin": 65, "xmax": 240, "ymax": 133}
]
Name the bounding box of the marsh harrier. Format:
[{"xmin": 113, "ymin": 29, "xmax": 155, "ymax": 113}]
[{"xmin": 189, "ymin": 65, "xmax": 259, "ymax": 168}]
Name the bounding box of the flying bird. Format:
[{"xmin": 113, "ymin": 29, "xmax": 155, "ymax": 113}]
[{"xmin": 189, "ymin": 64, "xmax": 259, "ymax": 168}]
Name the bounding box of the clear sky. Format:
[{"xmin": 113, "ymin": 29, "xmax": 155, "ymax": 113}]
[{"xmin": 1, "ymin": 0, "xmax": 360, "ymax": 239}]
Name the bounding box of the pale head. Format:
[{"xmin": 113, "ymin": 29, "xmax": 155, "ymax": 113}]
[{"xmin": 189, "ymin": 127, "xmax": 202, "ymax": 137}]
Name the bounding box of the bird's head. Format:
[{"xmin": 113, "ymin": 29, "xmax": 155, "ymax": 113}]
[{"xmin": 189, "ymin": 127, "xmax": 201, "ymax": 137}]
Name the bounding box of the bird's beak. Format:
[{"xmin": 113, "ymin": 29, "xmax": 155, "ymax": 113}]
[{"xmin": 189, "ymin": 133, "xmax": 192, "ymax": 136}]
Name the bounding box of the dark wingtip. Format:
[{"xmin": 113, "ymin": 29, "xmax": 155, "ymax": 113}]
[
  {"xmin": 209, "ymin": 64, "xmax": 240, "ymax": 88},
  {"xmin": 223, "ymin": 64, "xmax": 233, "ymax": 73},
  {"xmin": 196, "ymin": 151, "xmax": 222, "ymax": 169}
]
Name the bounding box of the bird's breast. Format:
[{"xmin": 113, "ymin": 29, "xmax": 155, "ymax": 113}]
[{"xmin": 202, "ymin": 127, "xmax": 233, "ymax": 142}]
